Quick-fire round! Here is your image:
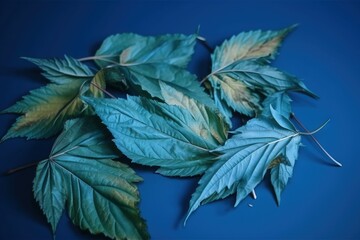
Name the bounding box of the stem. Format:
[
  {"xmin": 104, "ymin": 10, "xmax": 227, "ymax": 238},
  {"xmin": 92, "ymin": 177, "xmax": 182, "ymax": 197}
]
[
  {"xmin": 196, "ymin": 36, "xmax": 214, "ymax": 86},
  {"xmin": 291, "ymin": 113, "xmax": 342, "ymax": 167},
  {"xmin": 251, "ymin": 189, "xmax": 257, "ymax": 199},
  {"xmin": 90, "ymin": 82, "xmax": 116, "ymax": 99},
  {"xmin": 196, "ymin": 36, "xmax": 214, "ymax": 53},
  {"xmin": 199, "ymin": 73, "xmax": 212, "ymax": 85},
  {"xmin": 4, "ymin": 160, "xmax": 42, "ymax": 175},
  {"xmin": 78, "ymin": 55, "xmax": 116, "ymax": 62},
  {"xmin": 298, "ymin": 119, "xmax": 330, "ymax": 136}
]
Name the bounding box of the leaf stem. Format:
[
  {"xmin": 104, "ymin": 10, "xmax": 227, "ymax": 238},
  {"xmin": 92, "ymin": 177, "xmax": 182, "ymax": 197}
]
[
  {"xmin": 4, "ymin": 160, "xmax": 42, "ymax": 175},
  {"xmin": 90, "ymin": 82, "xmax": 116, "ymax": 99},
  {"xmin": 196, "ymin": 36, "xmax": 214, "ymax": 53},
  {"xmin": 298, "ymin": 119, "xmax": 330, "ymax": 136},
  {"xmin": 78, "ymin": 55, "xmax": 117, "ymax": 62},
  {"xmin": 251, "ymin": 189, "xmax": 257, "ymax": 199},
  {"xmin": 199, "ymin": 73, "xmax": 213, "ymax": 85},
  {"xmin": 291, "ymin": 113, "xmax": 342, "ymax": 167}
]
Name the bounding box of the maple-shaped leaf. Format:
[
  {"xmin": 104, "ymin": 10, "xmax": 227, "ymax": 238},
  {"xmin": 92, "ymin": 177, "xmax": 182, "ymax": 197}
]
[
  {"xmin": 1, "ymin": 57, "xmax": 105, "ymax": 141},
  {"xmin": 83, "ymin": 91, "xmax": 224, "ymax": 177},
  {"xmin": 208, "ymin": 26, "xmax": 316, "ymax": 118},
  {"xmin": 94, "ymin": 33, "xmax": 214, "ymax": 107},
  {"xmin": 33, "ymin": 117, "xmax": 149, "ymax": 239},
  {"xmin": 185, "ymin": 107, "xmax": 302, "ymax": 223}
]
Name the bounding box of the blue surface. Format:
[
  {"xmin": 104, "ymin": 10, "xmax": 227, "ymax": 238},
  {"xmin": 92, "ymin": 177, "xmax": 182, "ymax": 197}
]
[{"xmin": 1, "ymin": 1, "xmax": 359, "ymax": 239}]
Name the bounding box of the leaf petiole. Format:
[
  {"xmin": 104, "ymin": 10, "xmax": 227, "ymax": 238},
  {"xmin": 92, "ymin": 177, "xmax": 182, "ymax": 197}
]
[
  {"xmin": 251, "ymin": 189, "xmax": 257, "ymax": 199},
  {"xmin": 4, "ymin": 159, "xmax": 44, "ymax": 175},
  {"xmin": 298, "ymin": 119, "xmax": 330, "ymax": 136},
  {"xmin": 90, "ymin": 82, "xmax": 116, "ymax": 99},
  {"xmin": 196, "ymin": 36, "xmax": 214, "ymax": 53},
  {"xmin": 291, "ymin": 113, "xmax": 342, "ymax": 167}
]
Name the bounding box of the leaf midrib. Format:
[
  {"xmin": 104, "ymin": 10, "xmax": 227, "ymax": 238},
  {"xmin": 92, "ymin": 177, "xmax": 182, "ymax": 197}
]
[
  {"xmin": 103, "ymin": 105, "xmax": 212, "ymax": 152},
  {"xmin": 200, "ymin": 132, "xmax": 299, "ymax": 201}
]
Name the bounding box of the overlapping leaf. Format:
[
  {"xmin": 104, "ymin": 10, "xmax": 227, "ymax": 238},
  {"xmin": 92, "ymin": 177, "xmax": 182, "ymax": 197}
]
[
  {"xmin": 261, "ymin": 92, "xmax": 298, "ymax": 204},
  {"xmin": 94, "ymin": 33, "xmax": 215, "ymax": 107},
  {"xmin": 84, "ymin": 84, "xmax": 227, "ymax": 177},
  {"xmin": 1, "ymin": 56, "xmax": 105, "ymax": 140},
  {"xmin": 33, "ymin": 117, "xmax": 149, "ymax": 239},
  {"xmin": 185, "ymin": 108, "xmax": 302, "ymax": 223},
  {"xmin": 261, "ymin": 91, "xmax": 292, "ymax": 118},
  {"xmin": 159, "ymin": 82, "xmax": 228, "ymax": 145},
  {"xmin": 209, "ymin": 26, "xmax": 316, "ymax": 119},
  {"xmin": 23, "ymin": 55, "xmax": 94, "ymax": 84}
]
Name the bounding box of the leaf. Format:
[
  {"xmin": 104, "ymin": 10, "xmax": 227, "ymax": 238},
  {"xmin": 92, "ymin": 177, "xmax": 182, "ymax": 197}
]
[
  {"xmin": 83, "ymin": 95, "xmax": 221, "ymax": 177},
  {"xmin": 185, "ymin": 108, "xmax": 301, "ymax": 223},
  {"xmin": 209, "ymin": 59, "xmax": 316, "ymax": 117},
  {"xmin": 33, "ymin": 117, "xmax": 149, "ymax": 239},
  {"xmin": 261, "ymin": 91, "xmax": 292, "ymax": 118},
  {"xmin": 265, "ymin": 102, "xmax": 298, "ymax": 205},
  {"xmin": 210, "ymin": 73, "xmax": 262, "ymax": 117},
  {"xmin": 270, "ymin": 139, "xmax": 299, "ymax": 205},
  {"xmin": 159, "ymin": 82, "xmax": 228, "ymax": 145},
  {"xmin": 212, "ymin": 25, "xmax": 296, "ymax": 70},
  {"xmin": 1, "ymin": 58, "xmax": 105, "ymax": 141},
  {"xmin": 94, "ymin": 33, "xmax": 215, "ymax": 108},
  {"xmin": 22, "ymin": 55, "xmax": 94, "ymax": 84},
  {"xmin": 209, "ymin": 25, "xmax": 317, "ymax": 118},
  {"xmin": 95, "ymin": 33, "xmax": 196, "ymax": 68}
]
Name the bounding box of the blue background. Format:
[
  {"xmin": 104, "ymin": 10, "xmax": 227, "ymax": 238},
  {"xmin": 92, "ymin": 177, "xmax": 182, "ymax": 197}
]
[{"xmin": 0, "ymin": 1, "xmax": 359, "ymax": 239}]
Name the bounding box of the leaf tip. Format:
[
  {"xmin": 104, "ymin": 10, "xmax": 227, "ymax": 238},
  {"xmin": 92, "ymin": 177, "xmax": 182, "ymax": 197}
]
[
  {"xmin": 0, "ymin": 134, "xmax": 9, "ymax": 144},
  {"xmin": 276, "ymin": 198, "xmax": 281, "ymax": 206},
  {"xmin": 288, "ymin": 23, "xmax": 299, "ymax": 31},
  {"xmin": 20, "ymin": 56, "xmax": 36, "ymax": 63}
]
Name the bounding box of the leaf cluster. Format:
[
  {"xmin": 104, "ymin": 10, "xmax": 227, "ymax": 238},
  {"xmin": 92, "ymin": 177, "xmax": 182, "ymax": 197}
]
[{"xmin": 1, "ymin": 26, "xmax": 339, "ymax": 239}]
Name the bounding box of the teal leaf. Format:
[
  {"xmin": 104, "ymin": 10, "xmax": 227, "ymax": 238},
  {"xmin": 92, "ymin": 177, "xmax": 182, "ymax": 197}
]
[
  {"xmin": 159, "ymin": 82, "xmax": 228, "ymax": 145},
  {"xmin": 209, "ymin": 59, "xmax": 316, "ymax": 117},
  {"xmin": 94, "ymin": 33, "xmax": 214, "ymax": 107},
  {"xmin": 213, "ymin": 87, "xmax": 234, "ymax": 127},
  {"xmin": 210, "ymin": 72, "xmax": 262, "ymax": 117},
  {"xmin": 212, "ymin": 25, "xmax": 296, "ymax": 70},
  {"xmin": 1, "ymin": 64, "xmax": 105, "ymax": 140},
  {"xmin": 84, "ymin": 96, "xmax": 221, "ymax": 177},
  {"xmin": 33, "ymin": 160, "xmax": 66, "ymax": 233},
  {"xmin": 185, "ymin": 108, "xmax": 301, "ymax": 223},
  {"xmin": 33, "ymin": 117, "xmax": 149, "ymax": 239},
  {"xmin": 95, "ymin": 33, "xmax": 197, "ymax": 68},
  {"xmin": 124, "ymin": 63, "xmax": 215, "ymax": 108},
  {"xmin": 262, "ymin": 93, "xmax": 296, "ymax": 205},
  {"xmin": 261, "ymin": 91, "xmax": 292, "ymax": 118},
  {"xmin": 209, "ymin": 25, "xmax": 317, "ymax": 117},
  {"xmin": 22, "ymin": 55, "xmax": 93, "ymax": 84}
]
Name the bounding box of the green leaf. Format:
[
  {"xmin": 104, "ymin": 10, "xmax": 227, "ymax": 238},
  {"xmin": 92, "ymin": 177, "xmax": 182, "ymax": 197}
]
[
  {"xmin": 185, "ymin": 108, "xmax": 301, "ymax": 224},
  {"xmin": 33, "ymin": 117, "xmax": 149, "ymax": 239},
  {"xmin": 83, "ymin": 95, "xmax": 221, "ymax": 177},
  {"xmin": 22, "ymin": 55, "xmax": 93, "ymax": 84},
  {"xmin": 1, "ymin": 60, "xmax": 105, "ymax": 141},
  {"xmin": 94, "ymin": 33, "xmax": 214, "ymax": 107}
]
